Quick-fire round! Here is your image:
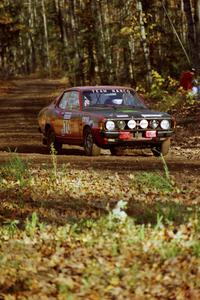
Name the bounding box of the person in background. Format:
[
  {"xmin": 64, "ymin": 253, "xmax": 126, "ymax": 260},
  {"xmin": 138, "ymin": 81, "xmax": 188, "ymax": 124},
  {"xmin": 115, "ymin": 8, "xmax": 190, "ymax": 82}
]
[{"xmin": 179, "ymin": 68, "xmax": 196, "ymax": 91}]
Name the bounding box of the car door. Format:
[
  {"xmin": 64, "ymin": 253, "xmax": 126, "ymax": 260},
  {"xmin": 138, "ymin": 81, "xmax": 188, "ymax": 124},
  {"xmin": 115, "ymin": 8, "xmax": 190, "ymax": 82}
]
[
  {"xmin": 65, "ymin": 90, "xmax": 82, "ymax": 142},
  {"xmin": 53, "ymin": 91, "xmax": 71, "ymax": 138}
]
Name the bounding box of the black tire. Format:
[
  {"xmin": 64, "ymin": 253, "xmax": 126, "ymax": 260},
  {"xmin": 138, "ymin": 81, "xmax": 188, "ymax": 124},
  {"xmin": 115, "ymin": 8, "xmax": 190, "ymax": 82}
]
[
  {"xmin": 46, "ymin": 128, "xmax": 62, "ymax": 154},
  {"xmin": 152, "ymin": 138, "xmax": 171, "ymax": 157},
  {"xmin": 83, "ymin": 128, "xmax": 101, "ymax": 156},
  {"xmin": 110, "ymin": 146, "xmax": 124, "ymax": 156}
]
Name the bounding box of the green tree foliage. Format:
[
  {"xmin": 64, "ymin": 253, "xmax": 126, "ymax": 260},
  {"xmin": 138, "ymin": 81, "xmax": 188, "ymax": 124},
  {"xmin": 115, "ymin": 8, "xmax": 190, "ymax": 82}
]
[{"xmin": 0, "ymin": 0, "xmax": 199, "ymax": 86}]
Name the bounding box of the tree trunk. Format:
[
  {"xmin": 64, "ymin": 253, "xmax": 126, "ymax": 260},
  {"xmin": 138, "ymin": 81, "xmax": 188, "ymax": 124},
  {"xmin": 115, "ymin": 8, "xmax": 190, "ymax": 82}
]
[
  {"xmin": 137, "ymin": 0, "xmax": 152, "ymax": 87},
  {"xmin": 27, "ymin": 0, "xmax": 36, "ymax": 73},
  {"xmin": 69, "ymin": 0, "xmax": 85, "ymax": 85},
  {"xmin": 183, "ymin": 0, "xmax": 196, "ymax": 65},
  {"xmin": 54, "ymin": 0, "xmax": 68, "ymax": 48},
  {"xmin": 41, "ymin": 0, "xmax": 51, "ymax": 76},
  {"xmin": 194, "ymin": 0, "xmax": 200, "ymax": 66},
  {"xmin": 96, "ymin": 0, "xmax": 109, "ymax": 84}
]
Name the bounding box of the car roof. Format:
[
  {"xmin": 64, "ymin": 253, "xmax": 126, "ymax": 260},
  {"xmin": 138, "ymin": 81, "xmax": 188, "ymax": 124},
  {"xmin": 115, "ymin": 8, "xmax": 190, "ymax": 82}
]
[{"xmin": 65, "ymin": 85, "xmax": 133, "ymax": 91}]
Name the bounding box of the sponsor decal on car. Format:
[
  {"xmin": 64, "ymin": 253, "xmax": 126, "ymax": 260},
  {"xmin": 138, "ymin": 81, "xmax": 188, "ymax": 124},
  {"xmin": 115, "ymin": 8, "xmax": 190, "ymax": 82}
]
[
  {"xmin": 82, "ymin": 116, "xmax": 90, "ymax": 123},
  {"xmin": 116, "ymin": 114, "xmax": 129, "ymax": 118},
  {"xmin": 145, "ymin": 131, "xmax": 157, "ymax": 138},
  {"xmin": 64, "ymin": 112, "xmax": 72, "ymax": 120},
  {"xmin": 91, "ymin": 89, "xmax": 131, "ymax": 93},
  {"xmin": 141, "ymin": 114, "xmax": 162, "ymax": 118},
  {"xmin": 119, "ymin": 132, "xmax": 133, "ymax": 140}
]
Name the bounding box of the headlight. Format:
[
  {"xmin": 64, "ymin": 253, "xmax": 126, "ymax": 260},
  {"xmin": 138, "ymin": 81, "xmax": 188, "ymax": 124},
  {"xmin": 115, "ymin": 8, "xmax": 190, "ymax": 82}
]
[
  {"xmin": 150, "ymin": 120, "xmax": 159, "ymax": 129},
  {"xmin": 140, "ymin": 119, "xmax": 148, "ymax": 129},
  {"xmin": 128, "ymin": 120, "xmax": 136, "ymax": 129},
  {"xmin": 117, "ymin": 120, "xmax": 126, "ymax": 130},
  {"xmin": 105, "ymin": 120, "xmax": 115, "ymax": 130},
  {"xmin": 160, "ymin": 120, "xmax": 170, "ymax": 130}
]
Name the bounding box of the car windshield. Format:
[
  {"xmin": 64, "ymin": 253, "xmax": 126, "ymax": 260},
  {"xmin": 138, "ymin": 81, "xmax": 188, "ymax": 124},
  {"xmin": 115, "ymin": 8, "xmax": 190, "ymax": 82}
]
[{"xmin": 82, "ymin": 89, "xmax": 147, "ymax": 109}]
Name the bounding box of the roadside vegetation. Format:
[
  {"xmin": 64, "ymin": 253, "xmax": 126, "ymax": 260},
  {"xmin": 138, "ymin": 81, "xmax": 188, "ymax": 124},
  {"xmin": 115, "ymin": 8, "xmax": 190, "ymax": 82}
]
[
  {"xmin": 0, "ymin": 153, "xmax": 200, "ymax": 299},
  {"xmin": 139, "ymin": 70, "xmax": 200, "ymax": 113}
]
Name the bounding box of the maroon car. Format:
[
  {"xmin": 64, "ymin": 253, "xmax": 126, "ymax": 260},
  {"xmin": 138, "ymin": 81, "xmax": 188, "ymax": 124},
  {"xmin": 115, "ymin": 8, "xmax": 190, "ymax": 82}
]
[{"xmin": 38, "ymin": 86, "xmax": 175, "ymax": 156}]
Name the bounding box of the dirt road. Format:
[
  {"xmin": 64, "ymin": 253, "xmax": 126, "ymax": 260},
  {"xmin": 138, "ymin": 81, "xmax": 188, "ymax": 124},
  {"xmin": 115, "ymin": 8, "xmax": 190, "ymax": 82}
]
[{"xmin": 0, "ymin": 79, "xmax": 199, "ymax": 174}]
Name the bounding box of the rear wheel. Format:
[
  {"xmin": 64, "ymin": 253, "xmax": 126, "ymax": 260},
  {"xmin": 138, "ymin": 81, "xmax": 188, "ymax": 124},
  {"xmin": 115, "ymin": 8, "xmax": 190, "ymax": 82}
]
[
  {"xmin": 46, "ymin": 128, "xmax": 62, "ymax": 154},
  {"xmin": 83, "ymin": 128, "xmax": 101, "ymax": 156},
  {"xmin": 152, "ymin": 138, "xmax": 171, "ymax": 157}
]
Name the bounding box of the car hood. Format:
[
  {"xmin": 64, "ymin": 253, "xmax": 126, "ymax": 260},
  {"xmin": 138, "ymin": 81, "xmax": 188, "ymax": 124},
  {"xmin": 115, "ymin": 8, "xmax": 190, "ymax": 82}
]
[{"xmin": 84, "ymin": 107, "xmax": 171, "ymax": 119}]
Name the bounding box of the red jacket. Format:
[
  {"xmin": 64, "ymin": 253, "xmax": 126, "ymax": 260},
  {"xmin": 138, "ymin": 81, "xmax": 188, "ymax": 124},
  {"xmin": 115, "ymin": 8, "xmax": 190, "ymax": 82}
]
[{"xmin": 179, "ymin": 71, "xmax": 194, "ymax": 90}]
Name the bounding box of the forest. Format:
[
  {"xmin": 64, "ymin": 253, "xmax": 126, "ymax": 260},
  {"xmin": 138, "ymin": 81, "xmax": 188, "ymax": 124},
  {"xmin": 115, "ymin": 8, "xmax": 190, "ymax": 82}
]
[{"xmin": 1, "ymin": 0, "xmax": 200, "ymax": 87}]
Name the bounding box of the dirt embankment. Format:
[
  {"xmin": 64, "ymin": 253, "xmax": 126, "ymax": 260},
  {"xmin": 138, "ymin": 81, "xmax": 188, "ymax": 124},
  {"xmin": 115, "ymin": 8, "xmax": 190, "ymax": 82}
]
[{"xmin": 0, "ymin": 79, "xmax": 199, "ymax": 173}]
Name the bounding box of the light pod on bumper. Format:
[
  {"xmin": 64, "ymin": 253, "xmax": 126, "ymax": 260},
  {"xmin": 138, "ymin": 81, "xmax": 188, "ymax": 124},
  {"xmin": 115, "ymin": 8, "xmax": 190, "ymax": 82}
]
[
  {"xmin": 117, "ymin": 120, "xmax": 126, "ymax": 130},
  {"xmin": 150, "ymin": 120, "xmax": 159, "ymax": 129},
  {"xmin": 105, "ymin": 120, "xmax": 115, "ymax": 131},
  {"xmin": 127, "ymin": 119, "xmax": 136, "ymax": 129},
  {"xmin": 140, "ymin": 119, "xmax": 148, "ymax": 129},
  {"xmin": 160, "ymin": 120, "xmax": 170, "ymax": 130}
]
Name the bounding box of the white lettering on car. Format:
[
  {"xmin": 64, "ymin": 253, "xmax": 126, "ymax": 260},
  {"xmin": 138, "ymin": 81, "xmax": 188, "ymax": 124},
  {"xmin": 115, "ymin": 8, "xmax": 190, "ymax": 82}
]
[
  {"xmin": 92, "ymin": 89, "xmax": 117, "ymax": 93},
  {"xmin": 62, "ymin": 120, "xmax": 71, "ymax": 134}
]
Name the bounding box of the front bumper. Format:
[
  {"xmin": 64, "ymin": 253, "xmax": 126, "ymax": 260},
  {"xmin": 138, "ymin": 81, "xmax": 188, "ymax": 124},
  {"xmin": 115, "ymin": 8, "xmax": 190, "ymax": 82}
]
[
  {"xmin": 103, "ymin": 130, "xmax": 173, "ymax": 139},
  {"xmin": 95, "ymin": 129, "xmax": 173, "ymax": 149}
]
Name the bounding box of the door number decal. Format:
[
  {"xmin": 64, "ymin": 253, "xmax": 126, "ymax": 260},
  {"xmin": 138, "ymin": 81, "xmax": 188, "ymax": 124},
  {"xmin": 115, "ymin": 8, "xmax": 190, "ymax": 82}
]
[{"xmin": 62, "ymin": 120, "xmax": 71, "ymax": 134}]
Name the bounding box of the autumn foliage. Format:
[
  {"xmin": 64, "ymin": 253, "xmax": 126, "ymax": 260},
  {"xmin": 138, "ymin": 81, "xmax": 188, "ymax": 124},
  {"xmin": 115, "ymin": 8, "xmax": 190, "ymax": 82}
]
[{"xmin": 0, "ymin": 154, "xmax": 200, "ymax": 299}]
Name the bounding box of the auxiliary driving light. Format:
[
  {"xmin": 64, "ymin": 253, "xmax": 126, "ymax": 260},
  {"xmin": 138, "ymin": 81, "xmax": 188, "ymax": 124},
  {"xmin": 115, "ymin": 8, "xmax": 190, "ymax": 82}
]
[
  {"xmin": 160, "ymin": 119, "xmax": 170, "ymax": 130},
  {"xmin": 117, "ymin": 120, "xmax": 126, "ymax": 130},
  {"xmin": 139, "ymin": 119, "xmax": 148, "ymax": 129},
  {"xmin": 105, "ymin": 120, "xmax": 115, "ymax": 131},
  {"xmin": 127, "ymin": 119, "xmax": 136, "ymax": 129},
  {"xmin": 150, "ymin": 120, "xmax": 159, "ymax": 129}
]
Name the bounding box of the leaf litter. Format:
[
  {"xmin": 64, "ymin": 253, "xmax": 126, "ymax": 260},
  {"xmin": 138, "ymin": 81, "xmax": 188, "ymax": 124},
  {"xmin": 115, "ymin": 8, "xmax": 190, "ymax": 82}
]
[{"xmin": 0, "ymin": 161, "xmax": 200, "ymax": 299}]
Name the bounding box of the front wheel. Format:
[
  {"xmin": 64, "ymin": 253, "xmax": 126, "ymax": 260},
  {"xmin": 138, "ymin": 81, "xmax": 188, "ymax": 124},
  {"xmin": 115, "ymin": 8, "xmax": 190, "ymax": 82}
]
[
  {"xmin": 152, "ymin": 138, "xmax": 171, "ymax": 157},
  {"xmin": 83, "ymin": 128, "xmax": 101, "ymax": 156}
]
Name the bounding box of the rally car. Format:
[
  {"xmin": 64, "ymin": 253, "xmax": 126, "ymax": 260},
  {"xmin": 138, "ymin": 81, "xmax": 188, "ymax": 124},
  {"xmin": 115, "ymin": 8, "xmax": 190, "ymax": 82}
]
[{"xmin": 38, "ymin": 86, "xmax": 175, "ymax": 156}]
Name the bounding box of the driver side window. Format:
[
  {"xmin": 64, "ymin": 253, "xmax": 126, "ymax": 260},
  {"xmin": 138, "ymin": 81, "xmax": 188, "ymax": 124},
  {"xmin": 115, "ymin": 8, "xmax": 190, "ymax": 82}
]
[
  {"xmin": 58, "ymin": 92, "xmax": 69, "ymax": 110},
  {"xmin": 67, "ymin": 91, "xmax": 80, "ymax": 110}
]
